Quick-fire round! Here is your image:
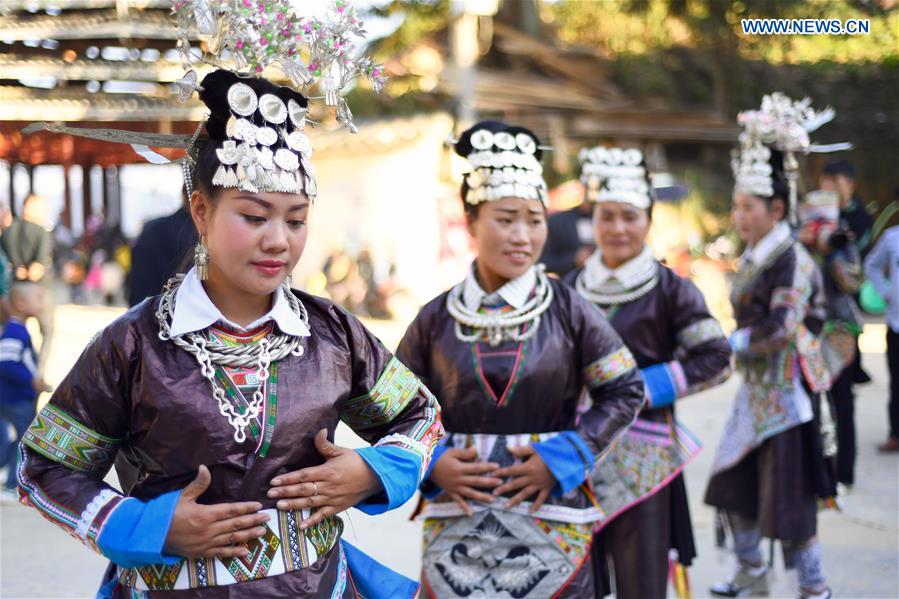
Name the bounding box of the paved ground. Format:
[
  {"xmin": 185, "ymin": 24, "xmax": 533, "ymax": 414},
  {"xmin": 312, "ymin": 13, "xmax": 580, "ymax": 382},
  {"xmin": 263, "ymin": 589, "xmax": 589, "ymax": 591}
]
[{"xmin": 1, "ymin": 306, "xmax": 896, "ymax": 598}]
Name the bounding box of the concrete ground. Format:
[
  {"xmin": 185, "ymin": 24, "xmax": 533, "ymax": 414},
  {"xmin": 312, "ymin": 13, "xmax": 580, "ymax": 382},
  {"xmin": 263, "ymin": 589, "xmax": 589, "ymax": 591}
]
[{"xmin": 1, "ymin": 306, "xmax": 896, "ymax": 598}]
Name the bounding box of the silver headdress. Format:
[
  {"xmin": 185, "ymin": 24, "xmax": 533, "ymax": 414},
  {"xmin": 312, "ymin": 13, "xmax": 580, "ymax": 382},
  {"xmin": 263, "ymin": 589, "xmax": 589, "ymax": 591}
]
[
  {"xmin": 455, "ymin": 122, "xmax": 549, "ymax": 206},
  {"xmin": 578, "ymin": 146, "xmax": 651, "ymax": 209},
  {"xmin": 172, "ymin": 0, "xmax": 386, "ymax": 197},
  {"xmin": 732, "ymin": 92, "xmax": 851, "ymax": 222},
  {"xmin": 24, "ymin": 0, "xmax": 386, "ymax": 200}
]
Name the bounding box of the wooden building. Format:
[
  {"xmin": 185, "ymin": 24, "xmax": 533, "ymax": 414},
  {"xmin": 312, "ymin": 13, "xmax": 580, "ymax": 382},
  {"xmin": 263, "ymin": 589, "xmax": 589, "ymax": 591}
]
[{"xmin": 0, "ymin": 0, "xmax": 203, "ymax": 228}]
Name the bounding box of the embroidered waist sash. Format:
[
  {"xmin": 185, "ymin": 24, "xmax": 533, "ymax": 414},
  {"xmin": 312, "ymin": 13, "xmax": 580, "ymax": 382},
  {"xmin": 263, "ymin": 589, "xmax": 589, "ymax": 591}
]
[
  {"xmin": 591, "ymin": 415, "xmax": 701, "ymax": 531},
  {"xmin": 116, "ymin": 509, "xmax": 342, "ymax": 591}
]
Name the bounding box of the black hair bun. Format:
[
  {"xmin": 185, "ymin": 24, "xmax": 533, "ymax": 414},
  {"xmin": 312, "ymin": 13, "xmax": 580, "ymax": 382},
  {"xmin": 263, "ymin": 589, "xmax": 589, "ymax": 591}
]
[
  {"xmin": 198, "ymin": 69, "xmax": 309, "ymax": 141},
  {"xmin": 454, "ymin": 120, "xmax": 543, "ymax": 161}
]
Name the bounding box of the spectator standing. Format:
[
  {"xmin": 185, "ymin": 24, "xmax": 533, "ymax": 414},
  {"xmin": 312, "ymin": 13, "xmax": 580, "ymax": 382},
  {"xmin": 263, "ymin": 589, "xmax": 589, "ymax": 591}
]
[
  {"xmin": 0, "ymin": 281, "xmax": 48, "ymax": 502},
  {"xmin": 864, "ymin": 225, "xmax": 899, "ymax": 452},
  {"xmin": 539, "ymin": 200, "xmax": 595, "ymax": 278},
  {"xmin": 0, "ymin": 194, "xmax": 54, "ymax": 368}
]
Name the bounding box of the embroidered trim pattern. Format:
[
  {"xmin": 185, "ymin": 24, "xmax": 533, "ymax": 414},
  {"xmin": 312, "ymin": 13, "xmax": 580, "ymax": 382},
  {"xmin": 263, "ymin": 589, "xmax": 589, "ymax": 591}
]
[
  {"xmin": 584, "ymin": 347, "xmax": 638, "ymax": 389},
  {"xmin": 376, "ymin": 433, "xmax": 432, "ymax": 477},
  {"xmin": 343, "ymin": 357, "xmax": 420, "ymax": 430},
  {"xmin": 330, "ymin": 543, "xmax": 349, "ymax": 599},
  {"xmin": 22, "ymin": 404, "xmax": 121, "ymax": 474},
  {"xmin": 667, "ymin": 361, "xmax": 689, "ymax": 398},
  {"xmin": 117, "ymin": 509, "xmax": 341, "ymax": 591},
  {"xmin": 76, "ymin": 489, "xmax": 119, "ymax": 541},
  {"xmin": 225, "ymin": 523, "xmax": 281, "ymax": 582},
  {"xmin": 676, "ymin": 318, "xmax": 726, "ymax": 350}
]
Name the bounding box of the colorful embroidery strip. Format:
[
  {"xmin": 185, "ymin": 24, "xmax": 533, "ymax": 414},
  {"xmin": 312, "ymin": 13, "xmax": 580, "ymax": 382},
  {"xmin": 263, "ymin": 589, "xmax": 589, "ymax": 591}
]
[
  {"xmin": 676, "ymin": 318, "xmax": 725, "ymax": 350},
  {"xmin": 226, "ymin": 523, "xmax": 281, "ymax": 582},
  {"xmin": 16, "ymin": 445, "xmax": 97, "ymax": 551},
  {"xmin": 584, "ymin": 346, "xmax": 637, "ymax": 389},
  {"xmin": 22, "ymin": 404, "xmax": 120, "ymax": 474},
  {"xmin": 343, "ymin": 357, "xmax": 421, "ymax": 430},
  {"xmin": 118, "ymin": 509, "xmax": 341, "ymax": 591},
  {"xmin": 214, "ymin": 368, "xmax": 261, "ymax": 441}
]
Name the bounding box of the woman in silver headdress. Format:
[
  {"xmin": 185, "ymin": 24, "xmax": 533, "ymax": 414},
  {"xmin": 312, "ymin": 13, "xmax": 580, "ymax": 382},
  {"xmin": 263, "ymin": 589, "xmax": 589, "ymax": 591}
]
[
  {"xmin": 395, "ymin": 121, "xmax": 645, "ymax": 598},
  {"xmin": 567, "ymin": 146, "xmax": 733, "ymax": 598},
  {"xmin": 16, "ymin": 2, "xmax": 443, "ymax": 597},
  {"xmin": 704, "ymin": 93, "xmax": 841, "ymax": 599}
]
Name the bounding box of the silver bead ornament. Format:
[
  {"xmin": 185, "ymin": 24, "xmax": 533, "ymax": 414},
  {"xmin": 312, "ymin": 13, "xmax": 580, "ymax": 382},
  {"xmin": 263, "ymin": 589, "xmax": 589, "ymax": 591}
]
[
  {"xmin": 216, "ymin": 140, "xmax": 239, "ymax": 165},
  {"xmin": 516, "ymin": 133, "xmax": 536, "ymax": 155},
  {"xmin": 227, "ymin": 83, "xmax": 258, "ymax": 117},
  {"xmin": 233, "ymin": 118, "xmax": 257, "ymax": 144},
  {"xmin": 623, "ymin": 148, "xmax": 643, "ymax": 166},
  {"xmin": 255, "ymin": 126, "xmax": 278, "ymax": 147},
  {"xmin": 608, "ymin": 147, "xmax": 624, "ymax": 165},
  {"xmin": 285, "ymin": 131, "xmax": 311, "ymax": 156},
  {"xmin": 256, "ymin": 147, "xmax": 275, "ymax": 170},
  {"xmin": 494, "ymin": 132, "xmax": 516, "ymax": 151},
  {"xmin": 274, "ymin": 148, "xmax": 300, "ymax": 172},
  {"xmin": 470, "ymin": 129, "xmax": 494, "ymax": 150},
  {"xmin": 288, "ymin": 99, "xmax": 307, "ymax": 129},
  {"xmin": 259, "ymin": 93, "xmax": 287, "ymax": 125}
]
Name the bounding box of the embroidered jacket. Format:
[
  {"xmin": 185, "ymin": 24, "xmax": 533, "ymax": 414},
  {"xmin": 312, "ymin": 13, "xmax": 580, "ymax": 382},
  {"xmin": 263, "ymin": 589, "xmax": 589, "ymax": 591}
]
[
  {"xmin": 567, "ymin": 256, "xmax": 732, "ymax": 529},
  {"xmin": 395, "ymin": 270, "xmax": 643, "ymax": 598},
  {"xmin": 711, "ymin": 232, "xmax": 830, "ymax": 473},
  {"xmin": 396, "ymin": 273, "xmax": 644, "ymax": 511},
  {"xmin": 17, "ymin": 291, "xmax": 443, "ymax": 598}
]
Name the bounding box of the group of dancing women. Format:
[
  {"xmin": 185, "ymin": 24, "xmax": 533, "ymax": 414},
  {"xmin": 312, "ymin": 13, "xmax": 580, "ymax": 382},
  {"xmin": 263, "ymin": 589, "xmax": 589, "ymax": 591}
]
[{"xmin": 13, "ymin": 4, "xmax": 847, "ymax": 599}]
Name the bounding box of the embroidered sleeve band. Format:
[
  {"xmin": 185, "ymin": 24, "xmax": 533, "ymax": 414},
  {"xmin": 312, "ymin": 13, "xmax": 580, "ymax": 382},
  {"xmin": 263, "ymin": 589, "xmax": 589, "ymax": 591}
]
[
  {"xmin": 342, "ymin": 357, "xmax": 421, "ymax": 431},
  {"xmin": 676, "ymin": 318, "xmax": 726, "ymax": 350},
  {"xmin": 22, "ymin": 404, "xmax": 121, "ymax": 474},
  {"xmin": 584, "ymin": 346, "xmax": 638, "ymax": 389},
  {"xmin": 17, "ymin": 445, "xmax": 124, "ymax": 554}
]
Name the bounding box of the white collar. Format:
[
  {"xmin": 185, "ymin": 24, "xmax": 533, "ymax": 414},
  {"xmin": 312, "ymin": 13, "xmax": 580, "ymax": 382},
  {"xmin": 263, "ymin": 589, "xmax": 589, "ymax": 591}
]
[
  {"xmin": 462, "ymin": 264, "xmax": 537, "ymax": 310},
  {"xmin": 582, "ymin": 245, "xmax": 656, "ymax": 292},
  {"xmin": 169, "ymin": 267, "xmax": 311, "ymax": 338},
  {"xmin": 743, "ymin": 221, "xmax": 792, "ymax": 266}
]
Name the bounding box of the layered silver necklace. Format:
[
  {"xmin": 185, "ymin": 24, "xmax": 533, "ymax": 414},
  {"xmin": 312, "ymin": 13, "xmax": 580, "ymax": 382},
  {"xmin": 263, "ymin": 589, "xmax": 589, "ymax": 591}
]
[
  {"xmin": 156, "ymin": 275, "xmax": 308, "ymax": 443},
  {"xmin": 446, "ymin": 266, "xmax": 554, "ymax": 346},
  {"xmin": 575, "ymin": 247, "xmax": 659, "ymax": 307}
]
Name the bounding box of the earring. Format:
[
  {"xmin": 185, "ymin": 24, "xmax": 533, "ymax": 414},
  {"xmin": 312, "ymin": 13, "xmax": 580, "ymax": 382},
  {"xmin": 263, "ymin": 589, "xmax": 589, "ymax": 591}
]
[{"xmin": 195, "ymin": 238, "xmax": 209, "ymax": 281}]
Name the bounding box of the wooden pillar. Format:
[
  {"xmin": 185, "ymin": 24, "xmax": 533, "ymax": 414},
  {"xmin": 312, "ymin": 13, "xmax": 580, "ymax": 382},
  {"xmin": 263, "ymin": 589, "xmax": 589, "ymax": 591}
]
[
  {"xmin": 60, "ymin": 164, "xmax": 73, "ymax": 229},
  {"xmin": 95, "ymin": 165, "xmax": 105, "ymax": 222},
  {"xmin": 8, "ymin": 162, "xmax": 17, "ymax": 218},
  {"xmin": 104, "ymin": 166, "xmax": 121, "ymax": 233},
  {"xmin": 82, "ymin": 164, "xmax": 94, "ymax": 226}
]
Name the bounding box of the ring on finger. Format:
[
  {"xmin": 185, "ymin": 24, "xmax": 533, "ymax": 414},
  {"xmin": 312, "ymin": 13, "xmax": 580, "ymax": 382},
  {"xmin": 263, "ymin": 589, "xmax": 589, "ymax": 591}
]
[{"xmin": 312, "ymin": 481, "xmax": 318, "ymax": 497}]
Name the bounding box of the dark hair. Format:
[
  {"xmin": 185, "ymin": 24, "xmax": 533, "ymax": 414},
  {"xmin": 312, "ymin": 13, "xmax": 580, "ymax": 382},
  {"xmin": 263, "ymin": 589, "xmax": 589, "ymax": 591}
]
[
  {"xmin": 454, "ymin": 120, "xmax": 543, "ymax": 219},
  {"xmin": 763, "ymin": 148, "xmax": 790, "ymax": 220},
  {"xmin": 191, "ymin": 136, "xmax": 223, "ymax": 198},
  {"xmin": 822, "ymin": 158, "xmax": 856, "ymax": 180},
  {"xmin": 190, "ymin": 69, "xmax": 309, "ymax": 199}
]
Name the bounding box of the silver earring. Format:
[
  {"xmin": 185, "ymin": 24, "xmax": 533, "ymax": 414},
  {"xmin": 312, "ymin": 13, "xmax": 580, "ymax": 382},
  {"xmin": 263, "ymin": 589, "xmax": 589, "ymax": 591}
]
[{"xmin": 194, "ymin": 238, "xmax": 209, "ymax": 281}]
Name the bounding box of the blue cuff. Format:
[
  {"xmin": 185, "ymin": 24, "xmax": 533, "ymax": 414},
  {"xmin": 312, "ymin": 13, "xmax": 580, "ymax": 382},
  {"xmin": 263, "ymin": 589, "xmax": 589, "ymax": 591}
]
[
  {"xmin": 641, "ymin": 363, "xmax": 677, "ymax": 409},
  {"xmin": 729, "ymin": 328, "xmax": 750, "ymax": 354},
  {"xmin": 532, "ymin": 432, "xmax": 594, "ymax": 496},
  {"xmin": 341, "ymin": 539, "xmax": 418, "ymax": 599},
  {"xmin": 96, "ymin": 490, "xmax": 181, "ymax": 568},
  {"xmin": 355, "ymin": 446, "xmax": 422, "ymax": 515},
  {"xmin": 419, "ymin": 443, "xmax": 449, "ymax": 500}
]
